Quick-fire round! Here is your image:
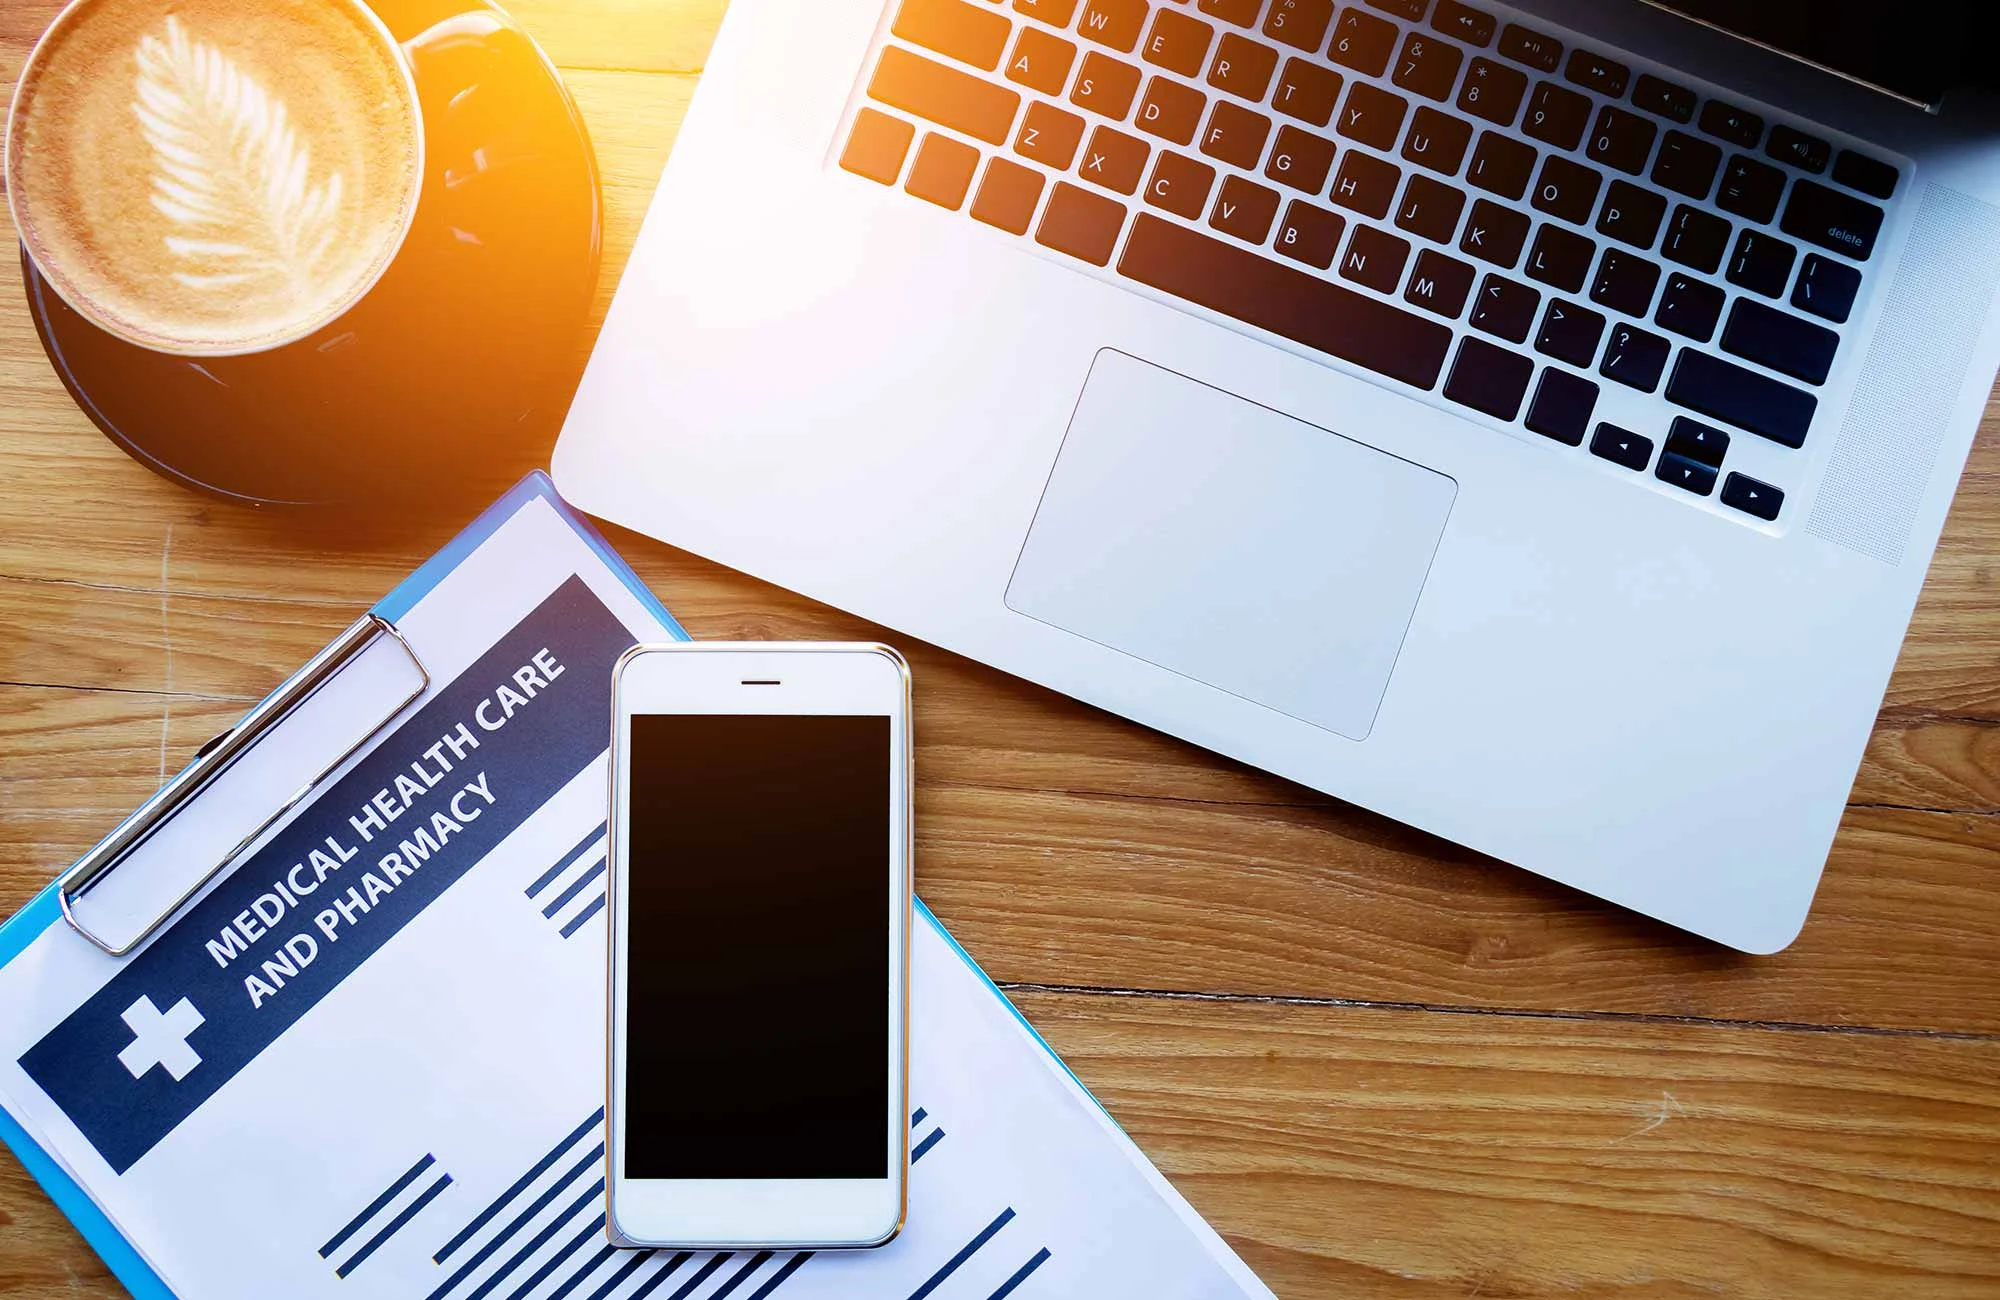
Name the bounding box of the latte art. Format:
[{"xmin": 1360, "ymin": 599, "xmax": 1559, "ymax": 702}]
[
  {"xmin": 136, "ymin": 17, "xmax": 346, "ymax": 299},
  {"xmin": 5, "ymin": 0, "xmax": 423, "ymax": 356}
]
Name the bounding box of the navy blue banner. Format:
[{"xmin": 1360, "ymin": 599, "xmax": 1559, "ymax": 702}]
[{"xmin": 21, "ymin": 576, "xmax": 633, "ymax": 1174}]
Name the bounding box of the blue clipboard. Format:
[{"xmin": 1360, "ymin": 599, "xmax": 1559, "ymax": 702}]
[
  {"xmin": 0, "ymin": 472, "xmax": 685, "ymax": 1300},
  {"xmin": 0, "ymin": 472, "xmax": 1111, "ymax": 1300}
]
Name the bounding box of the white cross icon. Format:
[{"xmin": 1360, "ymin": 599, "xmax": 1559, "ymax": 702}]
[{"xmin": 116, "ymin": 995, "xmax": 205, "ymax": 1082}]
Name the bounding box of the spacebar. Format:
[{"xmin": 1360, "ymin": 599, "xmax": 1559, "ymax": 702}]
[{"xmin": 1116, "ymin": 214, "xmax": 1455, "ymax": 391}]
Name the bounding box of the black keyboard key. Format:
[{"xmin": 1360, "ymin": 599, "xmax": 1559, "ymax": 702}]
[
  {"xmin": 1792, "ymin": 253, "xmax": 1861, "ymax": 324},
  {"xmin": 1275, "ymin": 199, "xmax": 1346, "ymax": 267},
  {"xmin": 1832, "ymin": 148, "xmax": 1898, "ymax": 200},
  {"xmin": 1019, "ymin": 0, "xmax": 1085, "ymax": 25},
  {"xmin": 1444, "ymin": 336, "xmax": 1535, "ymax": 419},
  {"xmin": 1666, "ymin": 349, "xmax": 1817, "ymax": 447},
  {"xmin": 1328, "ymin": 8, "xmax": 1398, "ymax": 78},
  {"xmin": 1534, "ymin": 298, "xmax": 1604, "ymax": 366},
  {"xmin": 1145, "ymin": 150, "xmax": 1218, "ymax": 218},
  {"xmin": 1585, "ymin": 106, "xmax": 1657, "ymax": 176},
  {"xmin": 1531, "ymin": 155, "xmax": 1602, "ymax": 224},
  {"xmin": 894, "ymin": 0, "xmax": 1013, "ymax": 72},
  {"xmin": 1196, "ymin": 0, "xmax": 1262, "ymax": 27},
  {"xmin": 1403, "ymin": 106, "xmax": 1473, "ymax": 175},
  {"xmin": 1338, "ymin": 82, "xmax": 1410, "ymax": 150},
  {"xmin": 1406, "ymin": 248, "xmax": 1477, "ymax": 316},
  {"xmin": 1721, "ymin": 472, "xmax": 1783, "ymax": 520},
  {"xmin": 1765, "ymin": 124, "xmax": 1829, "ymax": 174},
  {"xmin": 1208, "ymin": 32, "xmax": 1281, "ymax": 100},
  {"xmin": 1037, "ymin": 181, "xmax": 1127, "ymax": 264},
  {"xmin": 1596, "ymin": 180, "xmax": 1665, "ymax": 249},
  {"xmin": 1202, "ymin": 100, "xmax": 1274, "ymax": 169},
  {"xmin": 1137, "ymin": 75, "xmax": 1207, "ymax": 144},
  {"xmin": 1331, "ymin": 151, "xmax": 1403, "ymax": 219},
  {"xmin": 1460, "ymin": 198, "xmax": 1530, "ymax": 267},
  {"xmin": 1396, "ymin": 173, "xmax": 1467, "ymax": 243},
  {"xmin": 871, "ymin": 47, "xmax": 1023, "ymax": 145},
  {"xmin": 1143, "ymin": 8, "xmax": 1216, "ymax": 77},
  {"xmin": 1009, "ymin": 26, "xmax": 1083, "ymax": 95},
  {"xmin": 1081, "ymin": 123, "xmax": 1152, "ymax": 193},
  {"xmin": 1780, "ymin": 179, "xmax": 1885, "ymax": 260},
  {"xmin": 1563, "ymin": 48, "xmax": 1628, "ymax": 98},
  {"xmin": 1662, "ymin": 203, "xmax": 1729, "ymax": 273},
  {"xmin": 1273, "ymin": 57, "xmax": 1344, "ymax": 126},
  {"xmin": 1523, "ymin": 80, "xmax": 1591, "ymax": 150},
  {"xmin": 1431, "ymin": 0, "xmax": 1495, "ymax": 46},
  {"xmin": 1366, "ymin": 0, "xmax": 1426, "ymax": 17},
  {"xmin": 1656, "ymin": 451, "xmax": 1718, "ymax": 495},
  {"xmin": 1467, "ymin": 131, "xmax": 1536, "ymax": 200},
  {"xmin": 1073, "ymin": 51, "xmax": 1144, "ymax": 119},
  {"xmin": 1080, "ymin": 0, "xmax": 1152, "ymax": 52},
  {"xmin": 1261, "ymin": 0, "xmax": 1336, "ymax": 53},
  {"xmin": 1016, "ymin": 101, "xmax": 1087, "ymax": 169},
  {"xmin": 1458, "ymin": 57, "xmax": 1528, "ymax": 126},
  {"xmin": 1726, "ymin": 228, "xmax": 1797, "ymax": 298},
  {"xmin": 1664, "ymin": 415, "xmax": 1728, "ymax": 466},
  {"xmin": 907, "ymin": 132, "xmax": 981, "ymax": 209},
  {"xmin": 1651, "ymin": 130, "xmax": 1722, "ymax": 200},
  {"xmin": 1341, "ymin": 222, "xmax": 1413, "ymax": 291},
  {"xmin": 1599, "ymin": 321, "xmax": 1669, "ymax": 391},
  {"xmin": 1525, "ymin": 224, "xmax": 1595, "ymax": 293},
  {"xmin": 841, "ymin": 107, "xmax": 916, "ymax": 185},
  {"xmin": 1119, "ymin": 213, "xmax": 1456, "ymax": 387},
  {"xmin": 1497, "ymin": 21, "xmax": 1561, "ymax": 73},
  {"xmin": 1525, "ymin": 368, "xmax": 1598, "ymax": 444},
  {"xmin": 1654, "ymin": 271, "xmax": 1724, "ymax": 341},
  {"xmin": 1716, "ymin": 154, "xmax": 1786, "ymax": 224},
  {"xmin": 1469, "ymin": 273, "xmax": 1540, "ymax": 341},
  {"xmin": 1590, "ymin": 247, "xmax": 1660, "ymax": 317},
  {"xmin": 1632, "ymin": 73, "xmax": 1696, "ymax": 124},
  {"xmin": 1211, "ymin": 174, "xmax": 1282, "ymax": 241},
  {"xmin": 1590, "ymin": 421, "xmax": 1653, "ymax": 470},
  {"xmin": 1392, "ymin": 31, "xmax": 1464, "ymax": 102},
  {"xmin": 1266, "ymin": 124, "xmax": 1338, "ymax": 192},
  {"xmin": 1699, "ymin": 98, "xmax": 1763, "ymax": 148},
  {"xmin": 1721, "ymin": 298, "xmax": 1840, "ymax": 384},
  {"xmin": 972, "ymin": 156, "xmax": 1046, "ymax": 233}
]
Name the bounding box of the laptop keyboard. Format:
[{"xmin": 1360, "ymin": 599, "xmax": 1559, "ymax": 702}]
[{"xmin": 837, "ymin": 0, "xmax": 1906, "ymax": 526}]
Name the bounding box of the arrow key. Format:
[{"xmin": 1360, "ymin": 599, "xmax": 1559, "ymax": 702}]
[
  {"xmin": 1589, "ymin": 421, "xmax": 1653, "ymax": 471},
  {"xmin": 1655, "ymin": 450, "xmax": 1718, "ymax": 496},
  {"xmin": 1721, "ymin": 472, "xmax": 1783, "ymax": 521}
]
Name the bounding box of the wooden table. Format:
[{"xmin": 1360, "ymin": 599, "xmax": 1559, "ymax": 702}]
[{"xmin": 2, "ymin": 3, "xmax": 1997, "ymax": 1295}]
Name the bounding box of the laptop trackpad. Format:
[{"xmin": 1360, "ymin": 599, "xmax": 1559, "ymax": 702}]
[{"xmin": 1006, "ymin": 351, "xmax": 1456, "ymax": 742}]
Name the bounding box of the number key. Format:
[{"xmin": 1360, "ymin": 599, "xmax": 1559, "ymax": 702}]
[
  {"xmin": 1522, "ymin": 80, "xmax": 1590, "ymax": 151},
  {"xmin": 1392, "ymin": 32, "xmax": 1464, "ymax": 103},
  {"xmin": 1585, "ymin": 105, "xmax": 1657, "ymax": 176},
  {"xmin": 1457, "ymin": 57, "xmax": 1528, "ymax": 127},
  {"xmin": 1262, "ymin": 0, "xmax": 1336, "ymax": 53},
  {"xmin": 1327, "ymin": 7, "xmax": 1397, "ymax": 77}
]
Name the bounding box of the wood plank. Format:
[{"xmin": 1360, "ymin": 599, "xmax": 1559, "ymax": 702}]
[
  {"xmin": 1015, "ymin": 990, "xmax": 2000, "ymax": 1299},
  {"xmin": 6, "ymin": 685, "xmax": 1998, "ymax": 1033},
  {"xmin": 4, "ymin": 989, "xmax": 1995, "ymax": 1299}
]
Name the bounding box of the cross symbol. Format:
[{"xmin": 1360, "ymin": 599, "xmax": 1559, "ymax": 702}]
[{"xmin": 116, "ymin": 995, "xmax": 205, "ymax": 1082}]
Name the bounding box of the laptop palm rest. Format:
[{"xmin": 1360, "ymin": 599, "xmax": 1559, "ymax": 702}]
[{"xmin": 1006, "ymin": 351, "xmax": 1457, "ymax": 742}]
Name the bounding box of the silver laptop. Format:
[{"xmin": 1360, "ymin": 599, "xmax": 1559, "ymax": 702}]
[{"xmin": 553, "ymin": 0, "xmax": 2000, "ymax": 951}]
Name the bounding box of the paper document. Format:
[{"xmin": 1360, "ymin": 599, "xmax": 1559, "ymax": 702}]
[{"xmin": 0, "ymin": 489, "xmax": 1273, "ymax": 1300}]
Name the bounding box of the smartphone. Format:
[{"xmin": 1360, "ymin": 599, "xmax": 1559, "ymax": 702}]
[{"xmin": 606, "ymin": 643, "xmax": 912, "ymax": 1250}]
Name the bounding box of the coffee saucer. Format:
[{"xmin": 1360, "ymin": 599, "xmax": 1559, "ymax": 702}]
[{"xmin": 20, "ymin": 0, "xmax": 602, "ymax": 509}]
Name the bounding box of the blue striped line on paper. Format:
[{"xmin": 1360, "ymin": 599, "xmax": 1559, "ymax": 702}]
[
  {"xmin": 910, "ymin": 1108, "xmax": 927, "ymax": 1127},
  {"xmin": 911, "ymin": 1128, "xmax": 945, "ymax": 1163},
  {"xmin": 336, "ymin": 1173, "xmax": 454, "ymax": 1278},
  {"xmin": 321, "ymin": 1153, "xmax": 436, "ymax": 1257},
  {"xmin": 503, "ymin": 1212, "xmax": 609, "ymax": 1300},
  {"xmin": 464, "ymin": 1179, "xmax": 605, "ymax": 1300},
  {"xmin": 745, "ymin": 1253, "xmax": 813, "ymax": 1300},
  {"xmin": 560, "ymin": 894, "xmax": 608, "ymax": 939},
  {"xmin": 542, "ymin": 859, "xmax": 608, "ymax": 919},
  {"xmin": 528, "ymin": 825, "xmax": 609, "ymax": 898},
  {"xmin": 425, "ymin": 1143, "xmax": 604, "ymax": 1299},
  {"xmin": 709, "ymin": 1252, "xmax": 775, "ymax": 1299},
  {"xmin": 987, "ymin": 1248, "xmax": 1051, "ymax": 1299},
  {"xmin": 636, "ymin": 1251, "xmax": 729, "ymax": 1300},
  {"xmin": 908, "ymin": 1209, "xmax": 1016, "ymax": 1300},
  {"xmin": 590, "ymin": 1252, "xmax": 682, "ymax": 1300},
  {"xmin": 435, "ymin": 1110, "xmax": 602, "ymax": 1262},
  {"xmin": 542, "ymin": 1241, "xmax": 620, "ymax": 1300}
]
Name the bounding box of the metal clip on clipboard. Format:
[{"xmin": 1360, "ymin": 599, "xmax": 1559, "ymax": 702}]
[{"xmin": 54, "ymin": 615, "xmax": 432, "ymax": 958}]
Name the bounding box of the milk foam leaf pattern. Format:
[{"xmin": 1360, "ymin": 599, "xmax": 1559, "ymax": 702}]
[{"xmin": 132, "ymin": 16, "xmax": 345, "ymax": 297}]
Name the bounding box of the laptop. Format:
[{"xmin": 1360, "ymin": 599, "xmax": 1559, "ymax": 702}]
[{"xmin": 553, "ymin": 0, "xmax": 2000, "ymax": 952}]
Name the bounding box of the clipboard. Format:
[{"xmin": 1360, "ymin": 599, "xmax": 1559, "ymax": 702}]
[{"xmin": 0, "ymin": 472, "xmax": 685, "ymax": 1300}]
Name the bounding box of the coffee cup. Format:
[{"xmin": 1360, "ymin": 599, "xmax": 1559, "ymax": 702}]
[{"xmin": 5, "ymin": 0, "xmax": 426, "ymax": 358}]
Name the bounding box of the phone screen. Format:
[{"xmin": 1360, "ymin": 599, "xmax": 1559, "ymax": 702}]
[{"xmin": 623, "ymin": 713, "xmax": 890, "ymax": 1180}]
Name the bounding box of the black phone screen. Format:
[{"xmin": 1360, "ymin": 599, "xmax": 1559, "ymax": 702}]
[{"xmin": 622, "ymin": 713, "xmax": 890, "ymax": 1180}]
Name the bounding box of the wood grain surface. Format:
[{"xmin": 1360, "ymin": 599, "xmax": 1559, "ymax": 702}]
[{"xmin": 1, "ymin": 2, "xmax": 1997, "ymax": 1297}]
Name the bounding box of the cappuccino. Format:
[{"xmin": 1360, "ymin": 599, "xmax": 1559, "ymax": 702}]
[{"xmin": 6, "ymin": 0, "xmax": 423, "ymax": 355}]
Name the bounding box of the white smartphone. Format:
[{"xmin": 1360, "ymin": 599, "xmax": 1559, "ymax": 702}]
[{"xmin": 606, "ymin": 643, "xmax": 912, "ymax": 1250}]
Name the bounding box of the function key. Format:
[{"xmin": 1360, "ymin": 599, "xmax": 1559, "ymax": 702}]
[
  {"xmin": 1195, "ymin": 0, "xmax": 1263, "ymax": 27},
  {"xmin": 1590, "ymin": 421, "xmax": 1653, "ymax": 471},
  {"xmin": 1792, "ymin": 252, "xmax": 1862, "ymax": 323},
  {"xmin": 1366, "ymin": 0, "xmax": 1429, "ymax": 18},
  {"xmin": 1563, "ymin": 48, "xmax": 1629, "ymax": 98},
  {"xmin": 1832, "ymin": 148, "xmax": 1899, "ymax": 200},
  {"xmin": 1721, "ymin": 472, "xmax": 1784, "ymax": 521},
  {"xmin": 1780, "ymin": 179, "xmax": 1886, "ymax": 260},
  {"xmin": 1765, "ymin": 123, "xmax": 1829, "ymax": 174},
  {"xmin": 1430, "ymin": 0, "xmax": 1495, "ymax": 47},
  {"xmin": 1699, "ymin": 98, "xmax": 1763, "ymax": 148},
  {"xmin": 1497, "ymin": 21, "xmax": 1562, "ymax": 73},
  {"xmin": 1632, "ymin": 73, "xmax": 1696, "ymax": 124}
]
